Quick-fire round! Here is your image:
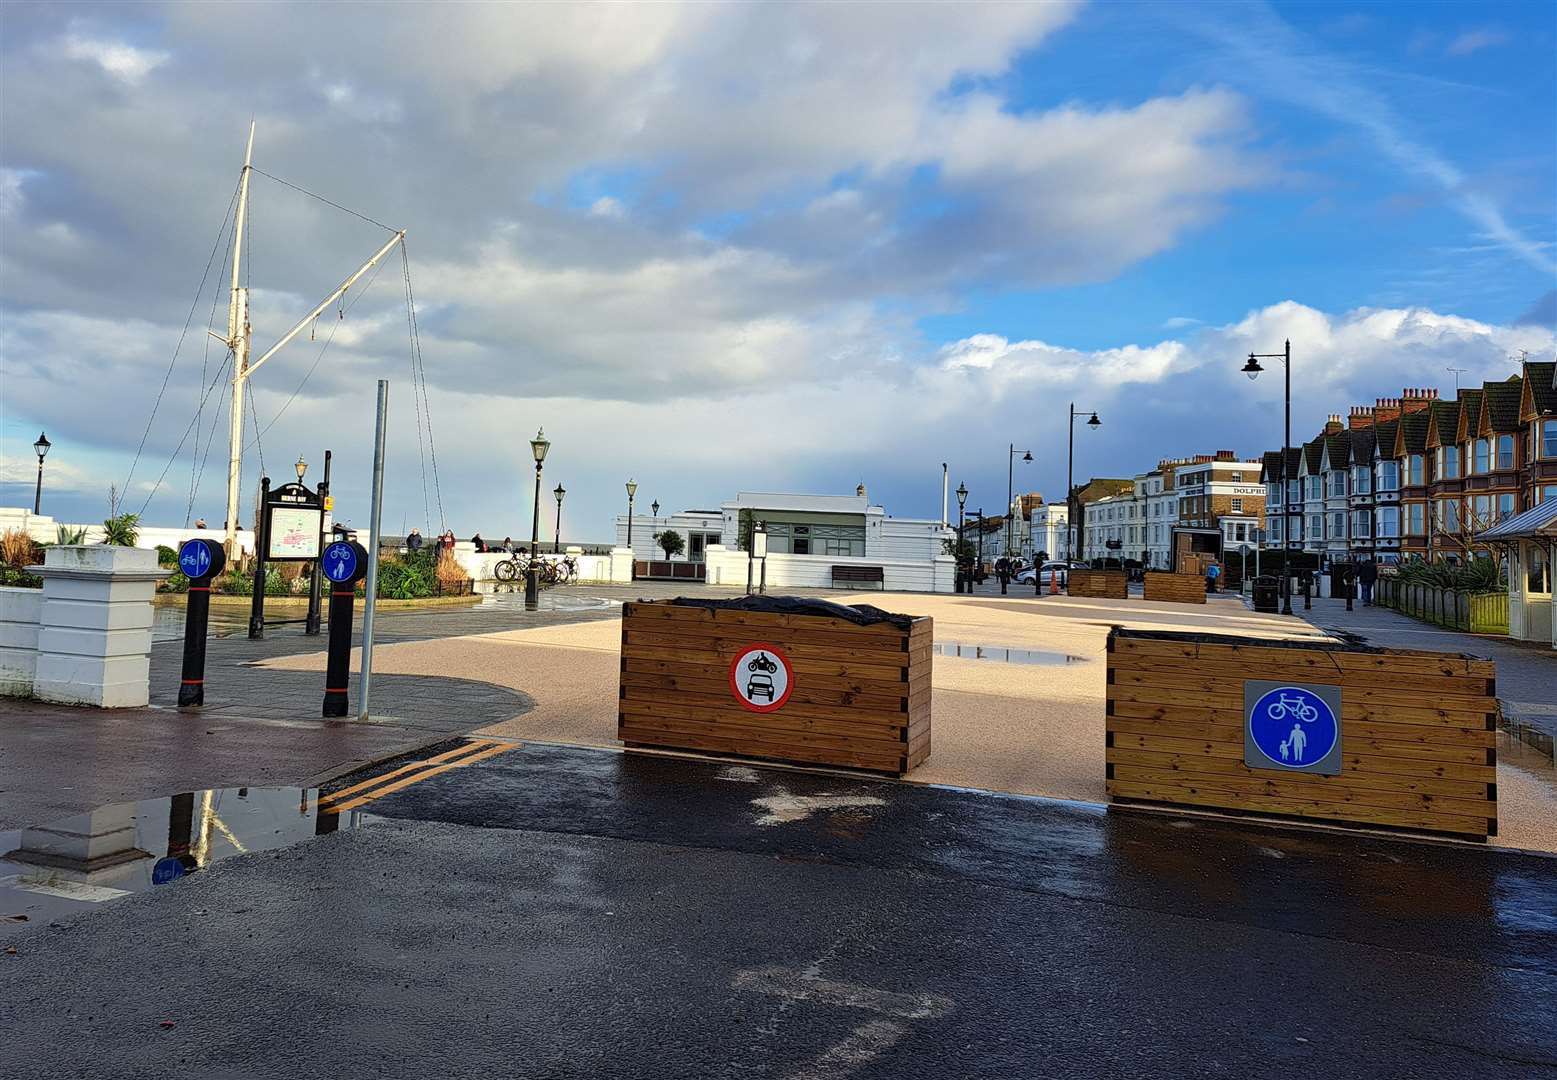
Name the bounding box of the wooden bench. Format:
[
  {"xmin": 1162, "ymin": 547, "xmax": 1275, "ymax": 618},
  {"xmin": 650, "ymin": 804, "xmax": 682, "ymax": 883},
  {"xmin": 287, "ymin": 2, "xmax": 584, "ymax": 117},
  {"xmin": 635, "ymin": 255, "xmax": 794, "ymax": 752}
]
[{"xmin": 831, "ymin": 565, "xmax": 886, "ymax": 589}]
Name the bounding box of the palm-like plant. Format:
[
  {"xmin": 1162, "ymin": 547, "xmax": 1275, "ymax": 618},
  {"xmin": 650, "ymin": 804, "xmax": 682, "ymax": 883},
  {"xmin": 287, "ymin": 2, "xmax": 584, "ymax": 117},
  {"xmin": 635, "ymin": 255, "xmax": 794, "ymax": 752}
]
[
  {"xmin": 101, "ymin": 513, "xmax": 140, "ymax": 547},
  {"xmin": 56, "ymin": 525, "xmax": 88, "ymax": 545}
]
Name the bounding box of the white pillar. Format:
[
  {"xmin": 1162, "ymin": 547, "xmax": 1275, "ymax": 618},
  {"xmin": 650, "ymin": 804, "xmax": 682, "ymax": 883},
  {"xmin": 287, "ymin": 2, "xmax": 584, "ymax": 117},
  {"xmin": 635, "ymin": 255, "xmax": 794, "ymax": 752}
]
[
  {"xmin": 31, "ymin": 545, "xmax": 169, "ymax": 708},
  {"xmin": 609, "ymin": 547, "xmax": 635, "ymax": 583}
]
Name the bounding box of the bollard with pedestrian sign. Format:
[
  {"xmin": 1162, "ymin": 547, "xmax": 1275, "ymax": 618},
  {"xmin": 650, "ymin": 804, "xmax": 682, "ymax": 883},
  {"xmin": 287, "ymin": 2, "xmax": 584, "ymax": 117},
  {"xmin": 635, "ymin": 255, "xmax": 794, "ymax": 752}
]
[
  {"xmin": 321, "ymin": 540, "xmax": 369, "ymax": 718},
  {"xmin": 176, "ymin": 538, "xmax": 225, "ymax": 707}
]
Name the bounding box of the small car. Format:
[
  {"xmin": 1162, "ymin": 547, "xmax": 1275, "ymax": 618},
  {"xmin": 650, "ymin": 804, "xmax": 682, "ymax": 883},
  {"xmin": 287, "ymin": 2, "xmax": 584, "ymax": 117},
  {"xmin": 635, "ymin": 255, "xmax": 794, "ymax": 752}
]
[
  {"xmin": 746, "ymin": 673, "xmax": 776, "ymax": 702},
  {"xmin": 1015, "ymin": 561, "xmax": 1071, "ymax": 587}
]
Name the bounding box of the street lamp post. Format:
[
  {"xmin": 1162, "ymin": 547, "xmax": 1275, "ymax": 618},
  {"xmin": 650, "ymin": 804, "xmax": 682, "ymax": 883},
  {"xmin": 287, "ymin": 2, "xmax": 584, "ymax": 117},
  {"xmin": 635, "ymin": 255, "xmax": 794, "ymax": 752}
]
[
  {"xmin": 1241, "ymin": 339, "xmax": 1293, "ymax": 615},
  {"xmin": 32, "ymin": 432, "xmax": 51, "ymax": 515},
  {"xmin": 955, "ymin": 482, "xmax": 969, "ymax": 593},
  {"xmin": 525, "ymin": 429, "xmax": 550, "ymax": 605},
  {"xmin": 1067, "ymin": 405, "xmax": 1101, "ymax": 561},
  {"xmin": 651, "ymin": 500, "xmax": 660, "ymax": 565},
  {"xmin": 625, "ymin": 479, "xmax": 638, "ymax": 580},
  {"xmin": 553, "ymin": 483, "xmax": 565, "ymax": 553},
  {"xmin": 1007, "ymin": 444, "xmax": 1032, "ymax": 558}
]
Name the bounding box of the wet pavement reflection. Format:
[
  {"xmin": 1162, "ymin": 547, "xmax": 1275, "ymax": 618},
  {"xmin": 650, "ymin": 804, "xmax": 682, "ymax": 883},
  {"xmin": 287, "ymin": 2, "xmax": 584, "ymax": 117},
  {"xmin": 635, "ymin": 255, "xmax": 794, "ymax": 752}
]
[
  {"xmin": 477, "ymin": 589, "xmax": 621, "ymax": 612},
  {"xmin": 0, "ymin": 787, "xmax": 360, "ymax": 934},
  {"xmin": 933, "ymin": 641, "xmax": 1089, "ymax": 665}
]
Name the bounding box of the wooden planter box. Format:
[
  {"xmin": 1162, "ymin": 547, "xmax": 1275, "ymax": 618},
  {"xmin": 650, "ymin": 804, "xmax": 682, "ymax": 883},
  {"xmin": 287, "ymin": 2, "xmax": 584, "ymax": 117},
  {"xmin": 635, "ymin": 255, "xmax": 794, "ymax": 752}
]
[
  {"xmin": 1142, "ymin": 572, "xmax": 1206, "ymax": 604},
  {"xmin": 1068, "ymin": 569, "xmax": 1127, "ymax": 599},
  {"xmin": 618, "ymin": 600, "xmax": 931, "ymax": 775},
  {"xmin": 1105, "ymin": 628, "xmax": 1498, "ymax": 838}
]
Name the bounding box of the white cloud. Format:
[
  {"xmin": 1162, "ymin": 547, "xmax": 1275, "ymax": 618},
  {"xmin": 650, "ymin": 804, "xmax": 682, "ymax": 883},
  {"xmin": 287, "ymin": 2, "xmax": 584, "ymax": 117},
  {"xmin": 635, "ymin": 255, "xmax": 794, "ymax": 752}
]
[
  {"xmin": 1445, "ymin": 28, "xmax": 1510, "ymax": 57},
  {"xmin": 588, "ymin": 196, "xmax": 625, "ymax": 219},
  {"xmin": 58, "ymin": 30, "xmax": 168, "ymax": 85}
]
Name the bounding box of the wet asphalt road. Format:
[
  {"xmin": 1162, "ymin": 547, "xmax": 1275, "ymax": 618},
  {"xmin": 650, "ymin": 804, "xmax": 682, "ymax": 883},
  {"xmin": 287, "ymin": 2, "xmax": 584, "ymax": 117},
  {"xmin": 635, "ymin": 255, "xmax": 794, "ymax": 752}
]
[{"xmin": 3, "ymin": 743, "xmax": 1555, "ymax": 1079}]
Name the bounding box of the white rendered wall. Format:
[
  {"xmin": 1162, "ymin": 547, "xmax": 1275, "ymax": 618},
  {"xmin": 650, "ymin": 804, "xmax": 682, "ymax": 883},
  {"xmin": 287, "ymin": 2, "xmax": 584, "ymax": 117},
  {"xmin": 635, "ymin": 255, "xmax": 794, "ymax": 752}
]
[
  {"xmin": 704, "ymin": 546, "xmax": 955, "ymax": 594},
  {"xmin": 0, "ymin": 586, "xmax": 43, "ymax": 697}
]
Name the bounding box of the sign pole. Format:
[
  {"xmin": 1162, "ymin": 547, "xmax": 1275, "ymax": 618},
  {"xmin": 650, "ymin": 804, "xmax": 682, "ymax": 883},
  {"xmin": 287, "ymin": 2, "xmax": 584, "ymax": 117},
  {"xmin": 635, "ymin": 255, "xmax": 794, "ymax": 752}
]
[
  {"xmin": 248, "ymin": 476, "xmax": 270, "ymax": 639},
  {"xmin": 175, "ymin": 539, "xmax": 224, "ymax": 707},
  {"xmin": 306, "ymin": 449, "xmax": 332, "ymax": 636},
  {"xmin": 359, "ymin": 380, "xmax": 389, "ymax": 721}
]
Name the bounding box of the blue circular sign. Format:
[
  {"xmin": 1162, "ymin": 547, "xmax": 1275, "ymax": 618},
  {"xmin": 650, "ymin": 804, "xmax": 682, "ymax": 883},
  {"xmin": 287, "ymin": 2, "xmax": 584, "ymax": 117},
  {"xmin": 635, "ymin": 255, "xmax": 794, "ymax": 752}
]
[
  {"xmin": 1248, "ymin": 685, "xmax": 1339, "ymax": 769},
  {"xmin": 178, "ymin": 539, "xmax": 213, "ymax": 579},
  {"xmin": 322, "ymin": 541, "xmax": 359, "ymax": 583},
  {"xmin": 151, "ymin": 857, "xmax": 186, "ymax": 886}
]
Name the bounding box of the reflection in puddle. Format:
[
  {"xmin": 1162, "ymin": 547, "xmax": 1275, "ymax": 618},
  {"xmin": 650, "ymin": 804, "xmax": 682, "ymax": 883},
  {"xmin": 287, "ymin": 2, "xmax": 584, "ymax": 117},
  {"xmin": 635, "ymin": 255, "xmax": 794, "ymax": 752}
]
[
  {"xmin": 933, "ymin": 642, "xmax": 1089, "ymax": 665},
  {"xmin": 478, "ymin": 590, "xmax": 621, "ymax": 612},
  {"xmin": 0, "ymin": 788, "xmax": 359, "ymax": 933},
  {"xmin": 151, "ymin": 605, "xmax": 248, "ymax": 643}
]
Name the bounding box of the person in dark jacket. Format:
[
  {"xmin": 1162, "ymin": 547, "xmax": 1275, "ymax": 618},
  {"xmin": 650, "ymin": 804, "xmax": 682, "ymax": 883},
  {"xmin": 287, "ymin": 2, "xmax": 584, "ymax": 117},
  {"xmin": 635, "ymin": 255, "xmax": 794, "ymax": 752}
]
[
  {"xmin": 471, "ymin": 533, "xmax": 486, "ymax": 553},
  {"xmin": 406, "ymin": 529, "xmax": 423, "ymax": 552},
  {"xmin": 995, "ymin": 556, "xmax": 1010, "ymax": 595},
  {"xmin": 1358, "ymin": 559, "xmax": 1378, "ymax": 606}
]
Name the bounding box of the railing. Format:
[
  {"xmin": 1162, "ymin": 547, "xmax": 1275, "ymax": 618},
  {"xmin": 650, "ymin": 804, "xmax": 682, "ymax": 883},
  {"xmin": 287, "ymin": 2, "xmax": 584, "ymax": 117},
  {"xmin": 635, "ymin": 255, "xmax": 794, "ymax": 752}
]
[{"xmin": 1375, "ymin": 578, "xmax": 1508, "ymax": 634}]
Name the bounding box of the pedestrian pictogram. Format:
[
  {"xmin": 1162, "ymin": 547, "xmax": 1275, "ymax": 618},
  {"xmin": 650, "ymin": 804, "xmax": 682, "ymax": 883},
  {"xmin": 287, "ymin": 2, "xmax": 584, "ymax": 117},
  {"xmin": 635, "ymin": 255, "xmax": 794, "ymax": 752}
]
[
  {"xmin": 1244, "ymin": 680, "xmax": 1342, "ymax": 775},
  {"xmin": 729, "ymin": 644, "xmax": 794, "ymax": 713}
]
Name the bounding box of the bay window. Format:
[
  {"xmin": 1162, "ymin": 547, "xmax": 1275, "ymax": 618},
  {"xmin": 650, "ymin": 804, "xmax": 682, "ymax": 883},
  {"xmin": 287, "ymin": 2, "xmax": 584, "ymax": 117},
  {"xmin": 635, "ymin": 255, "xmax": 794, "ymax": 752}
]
[
  {"xmin": 1329, "ymin": 472, "xmax": 1348, "ymax": 497},
  {"xmin": 1349, "ymin": 466, "xmax": 1370, "ymax": 494},
  {"xmin": 1376, "ymin": 460, "xmax": 1399, "ymax": 492},
  {"xmin": 1473, "ymin": 438, "xmax": 1489, "ymax": 473},
  {"xmin": 1437, "ymin": 446, "xmax": 1460, "ymax": 479},
  {"xmin": 1543, "ymin": 420, "xmax": 1557, "ymax": 459},
  {"xmin": 1351, "ymin": 510, "xmax": 1371, "ymax": 537},
  {"xmin": 1437, "ymin": 500, "xmax": 1461, "ymax": 532},
  {"xmin": 1472, "ymin": 495, "xmax": 1493, "ymax": 525},
  {"xmin": 1498, "ymin": 493, "xmax": 1515, "ymax": 520},
  {"xmin": 1406, "ymin": 503, "xmax": 1426, "ymax": 535},
  {"xmin": 1376, "ymin": 507, "xmax": 1400, "ymax": 538},
  {"xmin": 1330, "ymin": 511, "xmax": 1346, "ymax": 538},
  {"xmin": 1496, "ymin": 434, "xmax": 1514, "ymax": 470},
  {"xmin": 1407, "ymin": 454, "xmax": 1425, "ymax": 486}
]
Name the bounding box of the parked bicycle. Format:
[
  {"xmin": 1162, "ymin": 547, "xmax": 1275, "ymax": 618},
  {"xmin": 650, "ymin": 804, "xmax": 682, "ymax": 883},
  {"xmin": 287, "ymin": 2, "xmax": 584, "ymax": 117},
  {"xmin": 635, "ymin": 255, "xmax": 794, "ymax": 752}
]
[{"xmin": 492, "ymin": 553, "xmax": 577, "ymax": 586}]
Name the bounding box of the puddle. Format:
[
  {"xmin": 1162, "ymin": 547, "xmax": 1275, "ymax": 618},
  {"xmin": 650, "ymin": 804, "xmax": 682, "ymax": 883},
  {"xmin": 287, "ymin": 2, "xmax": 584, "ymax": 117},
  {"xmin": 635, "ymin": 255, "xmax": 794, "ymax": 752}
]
[
  {"xmin": 477, "ymin": 590, "xmax": 620, "ymax": 613},
  {"xmin": 933, "ymin": 642, "xmax": 1089, "ymax": 665},
  {"xmin": 0, "ymin": 787, "xmax": 360, "ymax": 934},
  {"xmin": 152, "ymin": 605, "xmax": 248, "ymax": 643}
]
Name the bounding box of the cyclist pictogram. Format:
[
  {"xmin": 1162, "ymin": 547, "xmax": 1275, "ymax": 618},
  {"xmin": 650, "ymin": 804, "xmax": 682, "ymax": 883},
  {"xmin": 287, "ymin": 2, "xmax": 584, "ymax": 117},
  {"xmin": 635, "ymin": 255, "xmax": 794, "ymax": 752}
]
[{"xmin": 729, "ymin": 644, "xmax": 794, "ymax": 713}]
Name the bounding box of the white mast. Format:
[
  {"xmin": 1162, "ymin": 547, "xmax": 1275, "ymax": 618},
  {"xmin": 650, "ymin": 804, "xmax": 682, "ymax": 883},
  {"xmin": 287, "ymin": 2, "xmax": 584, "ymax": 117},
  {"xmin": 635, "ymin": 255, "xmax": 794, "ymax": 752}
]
[
  {"xmin": 218, "ymin": 122, "xmax": 406, "ymax": 562},
  {"xmin": 223, "ymin": 122, "xmax": 255, "ymax": 561}
]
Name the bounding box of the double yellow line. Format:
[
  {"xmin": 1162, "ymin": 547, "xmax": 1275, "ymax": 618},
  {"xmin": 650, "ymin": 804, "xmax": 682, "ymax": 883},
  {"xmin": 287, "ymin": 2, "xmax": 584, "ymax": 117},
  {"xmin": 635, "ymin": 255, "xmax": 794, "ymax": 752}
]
[{"xmin": 318, "ymin": 738, "xmax": 518, "ymax": 813}]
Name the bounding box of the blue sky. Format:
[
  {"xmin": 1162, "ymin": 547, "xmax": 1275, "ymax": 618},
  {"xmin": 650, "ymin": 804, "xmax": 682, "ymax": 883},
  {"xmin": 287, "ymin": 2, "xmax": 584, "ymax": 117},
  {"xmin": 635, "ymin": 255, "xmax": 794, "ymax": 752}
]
[{"xmin": 1, "ymin": 1, "xmax": 1553, "ymax": 537}]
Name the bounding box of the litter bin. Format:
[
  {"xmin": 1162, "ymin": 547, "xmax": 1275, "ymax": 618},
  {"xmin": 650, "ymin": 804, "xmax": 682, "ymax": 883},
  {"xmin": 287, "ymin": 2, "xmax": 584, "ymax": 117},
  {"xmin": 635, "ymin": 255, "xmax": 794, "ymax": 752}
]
[{"xmin": 1252, "ymin": 575, "xmax": 1279, "ymax": 613}]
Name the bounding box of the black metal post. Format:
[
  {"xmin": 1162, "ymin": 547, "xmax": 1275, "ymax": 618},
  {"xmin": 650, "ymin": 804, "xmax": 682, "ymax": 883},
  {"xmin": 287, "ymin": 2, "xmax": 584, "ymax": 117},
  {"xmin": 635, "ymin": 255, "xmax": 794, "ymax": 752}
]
[
  {"xmin": 1068, "ymin": 406, "xmax": 1076, "ymax": 561},
  {"xmin": 249, "ymin": 476, "xmax": 270, "ymax": 639},
  {"xmin": 957, "ymin": 506, "xmax": 966, "ymax": 592},
  {"xmin": 1283, "ymin": 339, "xmax": 1293, "ymax": 615},
  {"xmin": 525, "ymin": 460, "xmax": 543, "ymax": 606},
  {"xmin": 976, "ymin": 509, "xmax": 984, "ymax": 585},
  {"xmin": 34, "ymin": 456, "xmax": 44, "ymax": 515},
  {"xmin": 554, "ymin": 488, "xmax": 564, "ymax": 554},
  {"xmin": 176, "ymin": 539, "xmax": 224, "ymax": 707},
  {"xmin": 1007, "ymin": 444, "xmax": 1014, "ymax": 557},
  {"xmin": 306, "ymin": 450, "xmax": 331, "ymax": 636},
  {"xmin": 626, "ymin": 490, "xmax": 636, "ymax": 580},
  {"xmin": 321, "ymin": 540, "xmax": 369, "ymax": 718}
]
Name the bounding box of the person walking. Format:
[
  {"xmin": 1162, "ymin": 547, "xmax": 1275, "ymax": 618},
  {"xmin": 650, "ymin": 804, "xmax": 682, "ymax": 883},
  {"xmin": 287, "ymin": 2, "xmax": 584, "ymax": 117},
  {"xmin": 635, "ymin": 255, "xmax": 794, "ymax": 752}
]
[
  {"xmin": 1206, "ymin": 560, "xmax": 1222, "ymax": 593},
  {"xmin": 1358, "ymin": 559, "xmax": 1377, "ymax": 606},
  {"xmin": 996, "ymin": 555, "xmax": 1010, "ymax": 595}
]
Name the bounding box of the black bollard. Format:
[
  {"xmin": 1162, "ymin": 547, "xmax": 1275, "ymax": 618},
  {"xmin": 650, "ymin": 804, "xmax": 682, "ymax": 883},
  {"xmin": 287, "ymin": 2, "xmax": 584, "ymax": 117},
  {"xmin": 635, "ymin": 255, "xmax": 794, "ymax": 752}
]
[
  {"xmin": 320, "ymin": 540, "xmax": 369, "ymax": 718},
  {"xmin": 175, "ymin": 539, "xmax": 224, "ymax": 707}
]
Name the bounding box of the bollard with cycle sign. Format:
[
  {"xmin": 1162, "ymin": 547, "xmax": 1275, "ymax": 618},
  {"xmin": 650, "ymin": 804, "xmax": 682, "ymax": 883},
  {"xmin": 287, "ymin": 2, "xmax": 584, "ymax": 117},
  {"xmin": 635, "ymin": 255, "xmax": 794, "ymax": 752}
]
[
  {"xmin": 175, "ymin": 538, "xmax": 226, "ymax": 707},
  {"xmin": 321, "ymin": 540, "xmax": 370, "ymax": 718}
]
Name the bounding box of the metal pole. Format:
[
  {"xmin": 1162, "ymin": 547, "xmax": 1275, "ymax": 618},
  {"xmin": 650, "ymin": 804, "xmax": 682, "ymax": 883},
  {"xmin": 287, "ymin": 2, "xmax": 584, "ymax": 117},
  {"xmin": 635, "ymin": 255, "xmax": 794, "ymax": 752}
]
[
  {"xmin": 248, "ymin": 476, "xmax": 269, "ymax": 639},
  {"xmin": 306, "ymin": 450, "xmax": 331, "ymax": 635},
  {"xmin": 626, "ymin": 490, "xmax": 635, "ymax": 580},
  {"xmin": 525, "ymin": 460, "xmax": 542, "ymax": 605},
  {"xmin": 977, "ymin": 509, "xmax": 984, "ymax": 582},
  {"xmin": 33, "ymin": 455, "xmax": 43, "ymax": 515},
  {"xmin": 1282, "ymin": 339, "xmax": 1293, "ymax": 615},
  {"xmin": 1067, "ymin": 405, "xmax": 1076, "ymax": 560},
  {"xmin": 359, "ymin": 380, "xmax": 388, "ymax": 721},
  {"xmin": 224, "ymin": 123, "xmax": 256, "ymax": 564},
  {"xmin": 554, "ymin": 491, "xmax": 563, "ymax": 554},
  {"xmin": 1007, "ymin": 445, "xmax": 1014, "ymax": 557},
  {"xmin": 941, "ymin": 463, "xmax": 948, "ymax": 528}
]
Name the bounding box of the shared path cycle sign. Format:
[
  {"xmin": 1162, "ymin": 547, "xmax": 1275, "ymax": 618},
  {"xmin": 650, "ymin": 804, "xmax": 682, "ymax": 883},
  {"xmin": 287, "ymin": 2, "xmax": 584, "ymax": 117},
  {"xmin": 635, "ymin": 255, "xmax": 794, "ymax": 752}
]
[{"xmin": 1244, "ymin": 680, "xmax": 1343, "ymax": 775}]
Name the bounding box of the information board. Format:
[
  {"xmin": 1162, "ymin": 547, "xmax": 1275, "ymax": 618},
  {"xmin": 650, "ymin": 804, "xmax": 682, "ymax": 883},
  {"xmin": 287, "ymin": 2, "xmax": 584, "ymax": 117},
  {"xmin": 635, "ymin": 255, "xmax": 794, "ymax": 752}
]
[{"xmin": 267, "ymin": 506, "xmax": 323, "ymax": 560}]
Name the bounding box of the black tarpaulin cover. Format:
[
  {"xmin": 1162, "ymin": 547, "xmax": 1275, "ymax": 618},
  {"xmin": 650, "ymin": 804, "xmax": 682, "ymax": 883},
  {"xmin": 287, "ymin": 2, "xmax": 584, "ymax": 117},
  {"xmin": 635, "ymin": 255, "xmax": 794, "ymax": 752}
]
[{"xmin": 664, "ymin": 594, "xmax": 914, "ymax": 630}]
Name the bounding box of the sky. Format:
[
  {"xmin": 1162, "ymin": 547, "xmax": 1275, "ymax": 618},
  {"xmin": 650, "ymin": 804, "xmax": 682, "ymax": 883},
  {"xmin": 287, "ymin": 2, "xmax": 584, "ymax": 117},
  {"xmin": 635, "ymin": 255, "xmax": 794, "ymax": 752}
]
[{"xmin": 1, "ymin": 0, "xmax": 1554, "ymax": 541}]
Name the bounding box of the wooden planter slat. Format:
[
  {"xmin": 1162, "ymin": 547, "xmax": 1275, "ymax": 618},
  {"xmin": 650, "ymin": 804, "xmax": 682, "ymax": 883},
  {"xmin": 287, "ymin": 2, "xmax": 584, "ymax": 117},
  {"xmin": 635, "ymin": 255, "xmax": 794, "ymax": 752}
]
[
  {"xmin": 1068, "ymin": 569, "xmax": 1128, "ymax": 599},
  {"xmin": 618, "ymin": 600, "xmax": 931, "ymax": 776},
  {"xmin": 1105, "ymin": 627, "xmax": 1498, "ymax": 838},
  {"xmin": 1142, "ymin": 572, "xmax": 1207, "ymax": 604}
]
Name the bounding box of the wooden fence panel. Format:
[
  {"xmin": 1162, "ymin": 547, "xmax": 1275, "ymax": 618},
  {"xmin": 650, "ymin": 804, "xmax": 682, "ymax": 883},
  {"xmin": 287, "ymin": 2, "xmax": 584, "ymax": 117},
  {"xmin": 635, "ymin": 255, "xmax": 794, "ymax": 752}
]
[
  {"xmin": 1105, "ymin": 627, "xmax": 1497, "ymax": 838},
  {"xmin": 1069, "ymin": 570, "xmax": 1128, "ymax": 599},
  {"xmin": 618, "ymin": 600, "xmax": 931, "ymax": 775},
  {"xmin": 1142, "ymin": 572, "xmax": 1207, "ymax": 604}
]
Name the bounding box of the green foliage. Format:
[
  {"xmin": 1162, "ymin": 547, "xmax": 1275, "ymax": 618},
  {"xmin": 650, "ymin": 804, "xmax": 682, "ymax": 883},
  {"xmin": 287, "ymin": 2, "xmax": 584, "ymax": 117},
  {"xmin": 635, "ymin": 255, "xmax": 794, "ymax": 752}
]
[
  {"xmin": 376, "ymin": 549, "xmax": 437, "ymax": 599},
  {"xmin": 0, "ymin": 564, "xmax": 42, "ymax": 588},
  {"xmin": 101, "ymin": 513, "xmax": 140, "ymax": 547},
  {"xmin": 56, "ymin": 525, "xmax": 87, "ymax": 545},
  {"xmin": 1395, "ymin": 556, "xmax": 1502, "ymax": 593},
  {"xmin": 655, "ymin": 529, "xmax": 685, "ymax": 559},
  {"xmin": 161, "ymin": 570, "xmax": 190, "ymax": 593},
  {"xmin": 737, "ymin": 509, "xmax": 754, "ymax": 552},
  {"xmin": 156, "ymin": 544, "xmax": 179, "ymax": 567},
  {"xmin": 942, "ymin": 538, "xmax": 976, "ymax": 561}
]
